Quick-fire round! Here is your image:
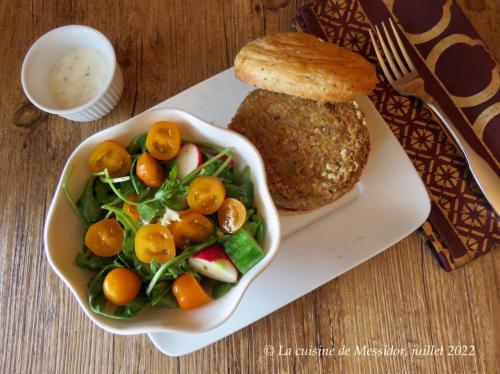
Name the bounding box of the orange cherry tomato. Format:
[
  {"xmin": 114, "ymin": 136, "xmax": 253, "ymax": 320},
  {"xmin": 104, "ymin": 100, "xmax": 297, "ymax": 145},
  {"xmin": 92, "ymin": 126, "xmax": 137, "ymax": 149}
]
[
  {"xmin": 123, "ymin": 194, "xmax": 140, "ymax": 221},
  {"xmin": 187, "ymin": 176, "xmax": 226, "ymax": 215},
  {"xmin": 218, "ymin": 198, "xmax": 247, "ymax": 234},
  {"xmin": 136, "ymin": 152, "xmax": 165, "ymax": 188},
  {"xmin": 85, "ymin": 219, "xmax": 124, "ymax": 257},
  {"xmin": 146, "ymin": 121, "xmax": 181, "ymax": 161},
  {"xmin": 172, "ymin": 273, "xmax": 212, "ymax": 310},
  {"xmin": 135, "ymin": 224, "xmax": 176, "ymax": 263},
  {"xmin": 169, "ymin": 211, "xmax": 213, "ymax": 248},
  {"xmin": 89, "ymin": 140, "xmax": 131, "ymax": 177},
  {"xmin": 103, "ymin": 268, "xmax": 142, "ymax": 306}
]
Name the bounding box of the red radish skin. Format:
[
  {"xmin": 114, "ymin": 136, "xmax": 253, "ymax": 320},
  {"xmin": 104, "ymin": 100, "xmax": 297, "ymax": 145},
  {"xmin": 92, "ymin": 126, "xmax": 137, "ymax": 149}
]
[
  {"xmin": 189, "ymin": 246, "xmax": 239, "ymax": 283},
  {"xmin": 220, "ymin": 155, "xmax": 235, "ymax": 167},
  {"xmin": 177, "ymin": 143, "xmax": 202, "ymax": 179},
  {"xmin": 192, "ymin": 246, "xmax": 232, "ymax": 261}
]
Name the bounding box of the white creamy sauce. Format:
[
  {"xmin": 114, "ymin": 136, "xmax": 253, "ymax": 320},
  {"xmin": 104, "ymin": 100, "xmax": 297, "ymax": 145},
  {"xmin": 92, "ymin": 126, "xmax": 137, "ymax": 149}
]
[{"xmin": 48, "ymin": 47, "xmax": 110, "ymax": 109}]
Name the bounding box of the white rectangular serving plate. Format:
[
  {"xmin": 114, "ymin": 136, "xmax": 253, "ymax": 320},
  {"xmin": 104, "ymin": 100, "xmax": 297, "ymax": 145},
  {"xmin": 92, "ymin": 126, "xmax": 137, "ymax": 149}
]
[{"xmin": 147, "ymin": 68, "xmax": 430, "ymax": 356}]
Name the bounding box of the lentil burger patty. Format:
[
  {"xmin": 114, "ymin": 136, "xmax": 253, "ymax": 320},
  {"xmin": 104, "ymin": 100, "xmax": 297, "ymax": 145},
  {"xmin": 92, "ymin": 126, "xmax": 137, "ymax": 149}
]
[{"xmin": 229, "ymin": 89, "xmax": 370, "ymax": 211}]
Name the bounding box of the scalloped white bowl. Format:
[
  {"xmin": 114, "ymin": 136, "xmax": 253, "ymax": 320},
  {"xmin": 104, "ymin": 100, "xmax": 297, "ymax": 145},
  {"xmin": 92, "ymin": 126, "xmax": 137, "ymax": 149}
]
[{"xmin": 43, "ymin": 108, "xmax": 281, "ymax": 335}]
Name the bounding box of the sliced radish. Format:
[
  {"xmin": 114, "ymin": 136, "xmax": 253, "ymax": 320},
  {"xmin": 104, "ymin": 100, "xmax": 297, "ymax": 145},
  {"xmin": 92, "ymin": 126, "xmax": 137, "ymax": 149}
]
[
  {"xmin": 177, "ymin": 143, "xmax": 202, "ymax": 179},
  {"xmin": 188, "ymin": 245, "xmax": 239, "ymax": 283}
]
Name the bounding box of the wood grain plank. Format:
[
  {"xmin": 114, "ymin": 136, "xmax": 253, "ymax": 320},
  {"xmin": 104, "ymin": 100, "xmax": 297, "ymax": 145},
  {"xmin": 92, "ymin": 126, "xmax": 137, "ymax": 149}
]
[{"xmin": 0, "ymin": 0, "xmax": 497, "ymax": 373}]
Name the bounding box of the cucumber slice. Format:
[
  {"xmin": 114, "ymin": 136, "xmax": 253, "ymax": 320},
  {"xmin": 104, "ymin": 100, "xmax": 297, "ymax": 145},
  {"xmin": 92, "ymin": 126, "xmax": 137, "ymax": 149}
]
[{"xmin": 222, "ymin": 229, "xmax": 264, "ymax": 273}]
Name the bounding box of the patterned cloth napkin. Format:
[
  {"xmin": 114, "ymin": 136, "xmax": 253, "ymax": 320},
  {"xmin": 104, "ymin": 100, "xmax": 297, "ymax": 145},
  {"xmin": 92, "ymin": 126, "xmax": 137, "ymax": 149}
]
[{"xmin": 293, "ymin": 0, "xmax": 499, "ymax": 271}]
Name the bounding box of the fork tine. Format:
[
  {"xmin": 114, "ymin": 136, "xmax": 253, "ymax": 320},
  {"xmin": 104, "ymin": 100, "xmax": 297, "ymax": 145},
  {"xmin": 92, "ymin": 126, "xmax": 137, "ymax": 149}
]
[
  {"xmin": 369, "ymin": 29, "xmax": 394, "ymax": 83},
  {"xmin": 375, "ymin": 25, "xmax": 401, "ymax": 79},
  {"xmin": 382, "ymin": 21, "xmax": 408, "ymax": 75},
  {"xmin": 389, "ymin": 18, "xmax": 416, "ymax": 71}
]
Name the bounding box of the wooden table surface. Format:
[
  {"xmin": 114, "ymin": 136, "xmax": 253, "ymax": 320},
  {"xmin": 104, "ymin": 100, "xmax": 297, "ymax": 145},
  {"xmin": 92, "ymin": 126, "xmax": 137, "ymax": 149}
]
[{"xmin": 0, "ymin": 1, "xmax": 498, "ymax": 373}]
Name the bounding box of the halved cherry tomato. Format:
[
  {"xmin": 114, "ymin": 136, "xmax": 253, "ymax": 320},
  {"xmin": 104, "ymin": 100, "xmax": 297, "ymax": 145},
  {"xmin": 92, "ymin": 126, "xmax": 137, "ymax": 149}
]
[
  {"xmin": 187, "ymin": 176, "xmax": 226, "ymax": 215},
  {"xmin": 135, "ymin": 224, "xmax": 176, "ymax": 263},
  {"xmin": 169, "ymin": 211, "xmax": 213, "ymax": 248},
  {"xmin": 85, "ymin": 219, "xmax": 124, "ymax": 257},
  {"xmin": 123, "ymin": 194, "xmax": 140, "ymax": 221},
  {"xmin": 89, "ymin": 140, "xmax": 131, "ymax": 177},
  {"xmin": 172, "ymin": 273, "xmax": 212, "ymax": 310},
  {"xmin": 136, "ymin": 152, "xmax": 165, "ymax": 188},
  {"xmin": 218, "ymin": 198, "xmax": 247, "ymax": 234},
  {"xmin": 103, "ymin": 268, "xmax": 141, "ymax": 306},
  {"xmin": 146, "ymin": 121, "xmax": 181, "ymax": 161}
]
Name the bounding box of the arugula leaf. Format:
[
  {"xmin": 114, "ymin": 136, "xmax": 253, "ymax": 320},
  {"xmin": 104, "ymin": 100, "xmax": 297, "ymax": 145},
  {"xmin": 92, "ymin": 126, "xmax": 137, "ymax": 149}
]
[
  {"xmin": 243, "ymin": 221, "xmax": 258, "ymax": 237},
  {"xmin": 164, "ymin": 256, "xmax": 190, "ymax": 279},
  {"xmin": 243, "ymin": 213, "xmax": 264, "ymax": 240},
  {"xmin": 149, "ymin": 281, "xmax": 168, "ymax": 306},
  {"xmin": 62, "ymin": 165, "xmax": 88, "ymax": 224},
  {"xmin": 75, "ymin": 246, "xmax": 116, "ymax": 272},
  {"xmin": 130, "ymin": 156, "xmax": 149, "ymax": 198},
  {"xmin": 160, "ymin": 291, "xmax": 179, "ymax": 308},
  {"xmin": 117, "ymin": 180, "xmax": 135, "ymax": 198},
  {"xmin": 137, "ymin": 164, "xmax": 188, "ymax": 223},
  {"xmin": 165, "ymin": 195, "xmax": 188, "ymax": 211},
  {"xmin": 112, "ymin": 296, "xmax": 152, "ymax": 318},
  {"xmin": 224, "ymin": 166, "xmax": 254, "ymax": 208},
  {"xmin": 212, "ymin": 282, "xmax": 235, "ymax": 299},
  {"xmin": 215, "ymin": 227, "xmax": 229, "ymax": 245},
  {"xmin": 94, "ymin": 178, "xmax": 117, "ymax": 205},
  {"xmin": 192, "ymin": 158, "xmax": 232, "ymax": 182},
  {"xmin": 127, "ymin": 133, "xmax": 147, "ymax": 155},
  {"xmin": 119, "ymin": 233, "xmax": 135, "ymax": 262},
  {"xmin": 102, "ymin": 169, "xmax": 138, "ymax": 205},
  {"xmin": 101, "ymin": 204, "xmax": 141, "ymax": 233},
  {"xmin": 156, "ymin": 164, "xmax": 186, "ymax": 201},
  {"xmin": 201, "ymin": 277, "xmax": 238, "ymax": 299},
  {"xmin": 76, "ymin": 176, "xmax": 104, "ymax": 224},
  {"xmin": 197, "ymin": 159, "xmax": 222, "ymax": 177},
  {"xmin": 149, "ymin": 257, "xmax": 160, "ymax": 275},
  {"xmin": 137, "ymin": 200, "xmax": 163, "ymax": 224},
  {"xmin": 149, "ymin": 281, "xmax": 178, "ymax": 307},
  {"xmin": 201, "ymin": 278, "xmax": 236, "ymax": 299},
  {"xmin": 255, "ymin": 219, "xmax": 265, "ymax": 245}
]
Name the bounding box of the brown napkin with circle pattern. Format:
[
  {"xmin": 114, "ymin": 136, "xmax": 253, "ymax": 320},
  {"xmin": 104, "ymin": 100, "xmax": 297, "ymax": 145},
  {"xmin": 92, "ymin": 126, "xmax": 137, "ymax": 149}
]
[{"xmin": 293, "ymin": 0, "xmax": 499, "ymax": 271}]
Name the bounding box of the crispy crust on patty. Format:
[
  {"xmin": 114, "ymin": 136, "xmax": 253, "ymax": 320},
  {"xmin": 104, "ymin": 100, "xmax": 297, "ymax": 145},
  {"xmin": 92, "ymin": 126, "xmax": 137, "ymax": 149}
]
[
  {"xmin": 229, "ymin": 89, "xmax": 370, "ymax": 211},
  {"xmin": 234, "ymin": 32, "xmax": 376, "ymax": 102}
]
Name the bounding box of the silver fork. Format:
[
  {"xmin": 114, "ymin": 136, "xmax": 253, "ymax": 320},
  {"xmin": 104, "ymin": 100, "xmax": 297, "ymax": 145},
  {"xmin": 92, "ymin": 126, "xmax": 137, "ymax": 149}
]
[{"xmin": 369, "ymin": 19, "xmax": 499, "ymax": 215}]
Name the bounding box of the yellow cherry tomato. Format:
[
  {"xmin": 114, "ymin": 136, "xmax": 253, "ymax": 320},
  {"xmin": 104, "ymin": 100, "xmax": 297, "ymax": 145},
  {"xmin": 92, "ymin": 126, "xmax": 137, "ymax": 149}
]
[
  {"xmin": 146, "ymin": 121, "xmax": 181, "ymax": 161},
  {"xmin": 89, "ymin": 140, "xmax": 131, "ymax": 177},
  {"xmin": 84, "ymin": 219, "xmax": 124, "ymax": 257},
  {"xmin": 103, "ymin": 268, "xmax": 142, "ymax": 306},
  {"xmin": 136, "ymin": 152, "xmax": 165, "ymax": 188},
  {"xmin": 172, "ymin": 273, "xmax": 212, "ymax": 310},
  {"xmin": 123, "ymin": 194, "xmax": 140, "ymax": 221},
  {"xmin": 135, "ymin": 224, "xmax": 176, "ymax": 263},
  {"xmin": 169, "ymin": 211, "xmax": 213, "ymax": 248},
  {"xmin": 187, "ymin": 176, "xmax": 226, "ymax": 215},
  {"xmin": 218, "ymin": 198, "xmax": 247, "ymax": 234}
]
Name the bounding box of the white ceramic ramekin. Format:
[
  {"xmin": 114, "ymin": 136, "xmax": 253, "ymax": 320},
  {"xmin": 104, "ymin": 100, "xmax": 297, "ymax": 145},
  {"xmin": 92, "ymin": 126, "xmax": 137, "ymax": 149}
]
[{"xmin": 21, "ymin": 25, "xmax": 123, "ymax": 122}]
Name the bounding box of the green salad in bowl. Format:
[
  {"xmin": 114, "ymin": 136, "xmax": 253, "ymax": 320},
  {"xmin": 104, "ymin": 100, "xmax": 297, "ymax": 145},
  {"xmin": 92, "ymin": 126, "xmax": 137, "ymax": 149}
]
[{"xmin": 64, "ymin": 120, "xmax": 267, "ymax": 320}]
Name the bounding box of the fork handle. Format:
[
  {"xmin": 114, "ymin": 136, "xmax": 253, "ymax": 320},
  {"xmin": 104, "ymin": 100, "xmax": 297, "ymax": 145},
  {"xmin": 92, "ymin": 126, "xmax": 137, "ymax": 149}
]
[{"xmin": 426, "ymin": 101, "xmax": 500, "ymax": 215}]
